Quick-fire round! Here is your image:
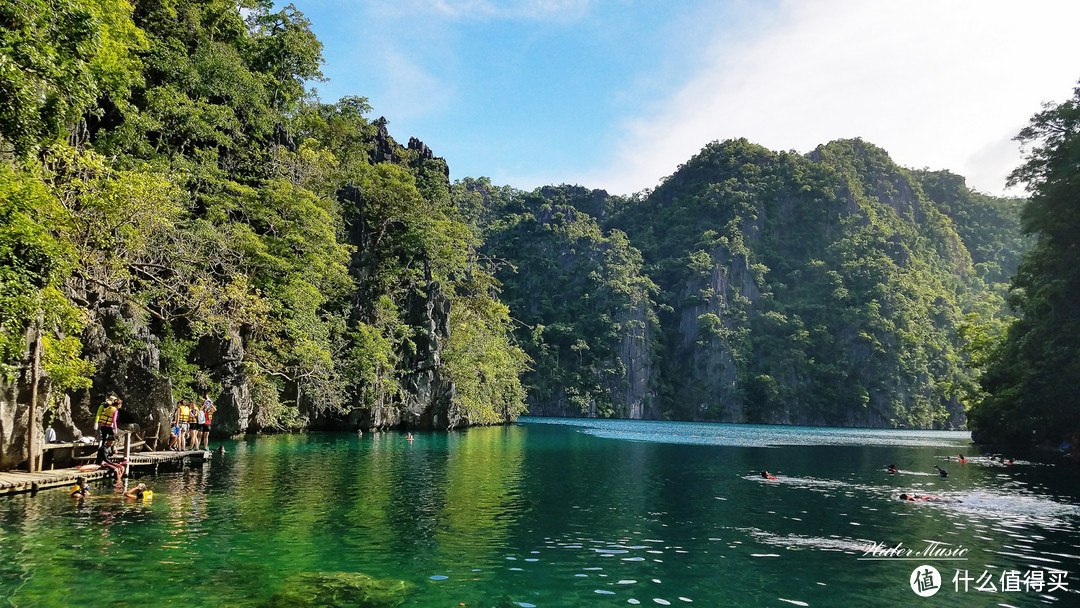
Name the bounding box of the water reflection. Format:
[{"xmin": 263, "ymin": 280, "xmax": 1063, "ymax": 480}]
[{"xmin": 0, "ymin": 423, "xmax": 1078, "ymax": 607}]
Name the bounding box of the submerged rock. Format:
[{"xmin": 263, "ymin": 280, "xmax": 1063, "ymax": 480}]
[{"xmin": 260, "ymin": 571, "xmax": 412, "ymax": 608}]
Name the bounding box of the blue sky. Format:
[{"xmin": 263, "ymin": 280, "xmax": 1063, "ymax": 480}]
[{"xmin": 302, "ymin": 0, "xmax": 1080, "ymax": 196}]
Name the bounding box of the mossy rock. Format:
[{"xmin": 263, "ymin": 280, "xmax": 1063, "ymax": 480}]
[{"xmin": 260, "ymin": 571, "xmax": 412, "ymax": 608}]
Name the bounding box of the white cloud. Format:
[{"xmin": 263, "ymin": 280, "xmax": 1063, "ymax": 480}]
[
  {"xmin": 381, "ymin": 0, "xmax": 591, "ymax": 20},
  {"xmin": 377, "ymin": 48, "xmax": 458, "ymax": 123},
  {"xmin": 582, "ymin": 0, "xmax": 1080, "ymax": 196}
]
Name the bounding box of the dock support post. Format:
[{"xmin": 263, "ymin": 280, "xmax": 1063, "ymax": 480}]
[{"xmin": 124, "ymin": 433, "xmax": 132, "ymax": 477}]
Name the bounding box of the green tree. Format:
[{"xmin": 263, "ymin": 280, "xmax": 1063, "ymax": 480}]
[{"xmin": 970, "ymin": 81, "xmax": 1080, "ymax": 445}]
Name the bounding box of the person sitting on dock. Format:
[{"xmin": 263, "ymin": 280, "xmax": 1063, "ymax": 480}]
[
  {"xmin": 96, "ymin": 438, "xmax": 126, "ymax": 483},
  {"xmin": 760, "ymin": 470, "xmax": 778, "ymax": 480},
  {"xmin": 70, "ymin": 477, "xmax": 91, "ymax": 498},
  {"xmin": 124, "ymin": 483, "xmax": 152, "ymax": 500}
]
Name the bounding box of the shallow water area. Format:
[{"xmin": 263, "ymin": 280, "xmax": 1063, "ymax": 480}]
[{"xmin": 1, "ymin": 419, "xmax": 1078, "ymax": 607}]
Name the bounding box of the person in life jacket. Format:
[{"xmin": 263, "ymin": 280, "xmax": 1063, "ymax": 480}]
[
  {"xmin": 70, "ymin": 477, "xmax": 91, "ymax": 498},
  {"xmin": 760, "ymin": 470, "xmax": 778, "ymax": 480},
  {"xmin": 124, "ymin": 483, "xmax": 153, "ymax": 500},
  {"xmin": 173, "ymin": 400, "xmax": 190, "ymax": 450},
  {"xmin": 186, "ymin": 399, "xmax": 201, "ymax": 451},
  {"xmin": 94, "ymin": 397, "xmax": 122, "ymax": 444},
  {"xmin": 197, "ymin": 394, "xmax": 216, "ymax": 451},
  {"xmin": 93, "ymin": 395, "xmax": 116, "ymax": 431}
]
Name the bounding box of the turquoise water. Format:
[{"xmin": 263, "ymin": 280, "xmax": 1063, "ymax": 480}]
[{"xmin": 1, "ymin": 417, "xmax": 1078, "ymax": 607}]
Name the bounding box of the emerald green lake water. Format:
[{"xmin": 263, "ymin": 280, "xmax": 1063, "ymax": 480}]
[{"xmin": 2, "ymin": 417, "xmax": 1079, "ymax": 607}]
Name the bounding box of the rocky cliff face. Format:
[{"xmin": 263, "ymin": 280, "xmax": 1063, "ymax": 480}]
[
  {"xmin": 477, "ymin": 185, "xmax": 663, "ymax": 420},
  {"xmin": 594, "ymin": 138, "xmax": 994, "ymax": 428},
  {"xmin": 194, "ymin": 331, "xmax": 253, "ymax": 436},
  {"xmin": 616, "ymin": 296, "xmax": 661, "ymax": 420},
  {"xmin": 670, "ymin": 249, "xmax": 760, "ymax": 422},
  {"xmin": 379, "ymin": 282, "xmax": 460, "ymax": 430},
  {"xmin": 70, "ymin": 298, "xmax": 174, "ymax": 442},
  {"xmin": 0, "ymin": 348, "xmax": 39, "ymax": 470}
]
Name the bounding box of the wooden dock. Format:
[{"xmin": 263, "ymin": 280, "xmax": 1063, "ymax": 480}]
[
  {"xmin": 0, "ymin": 467, "xmax": 111, "ymax": 495},
  {"xmin": 0, "ymin": 449, "xmax": 211, "ymax": 496}
]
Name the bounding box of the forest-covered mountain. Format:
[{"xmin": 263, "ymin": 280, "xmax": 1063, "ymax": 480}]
[
  {"xmin": 466, "ymin": 139, "xmax": 1028, "ymax": 429},
  {"xmin": 0, "ymin": 0, "xmax": 527, "ymax": 468},
  {"xmin": 0, "ymin": 0, "xmax": 1050, "ymax": 469}
]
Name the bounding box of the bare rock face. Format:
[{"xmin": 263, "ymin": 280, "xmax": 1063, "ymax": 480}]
[
  {"xmin": 402, "ymin": 283, "xmax": 460, "ymax": 429},
  {"xmin": 361, "ymin": 282, "xmax": 460, "ymax": 431},
  {"xmin": 407, "ymin": 137, "xmax": 434, "ymax": 161},
  {"xmin": 194, "ymin": 331, "xmax": 253, "ymax": 436},
  {"xmin": 70, "ymin": 300, "xmax": 174, "ymax": 446},
  {"xmin": 321, "ymin": 280, "xmax": 460, "ymax": 432},
  {"xmin": 372, "ymin": 117, "xmax": 395, "ymax": 164},
  {"xmin": 0, "ymin": 365, "xmax": 35, "ymax": 470},
  {"xmin": 618, "ymin": 297, "xmax": 661, "ymax": 420}
]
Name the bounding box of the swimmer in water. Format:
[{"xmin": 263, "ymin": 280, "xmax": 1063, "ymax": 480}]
[
  {"xmin": 887, "ymin": 464, "xmax": 898, "ymax": 474},
  {"xmin": 899, "ymin": 493, "xmax": 953, "ymax": 502},
  {"xmin": 760, "ymin": 470, "xmax": 778, "ymax": 480},
  {"xmin": 124, "ymin": 483, "xmax": 151, "ymax": 499},
  {"xmin": 956, "ymin": 454, "xmax": 967, "ymax": 463},
  {"xmin": 70, "ymin": 477, "xmax": 91, "ymax": 498},
  {"xmin": 934, "ymin": 465, "xmax": 948, "ymax": 478}
]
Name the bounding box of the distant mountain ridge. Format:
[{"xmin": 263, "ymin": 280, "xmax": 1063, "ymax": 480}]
[{"xmin": 464, "ymin": 138, "xmax": 1026, "ymax": 429}]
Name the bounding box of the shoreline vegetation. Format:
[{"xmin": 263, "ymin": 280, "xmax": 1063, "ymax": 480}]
[{"xmin": 1, "ymin": 1, "xmax": 1077, "ymax": 471}]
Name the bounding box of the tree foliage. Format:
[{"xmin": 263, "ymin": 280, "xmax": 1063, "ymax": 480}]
[
  {"xmin": 969, "ymin": 82, "xmax": 1080, "ymax": 445},
  {"xmin": 0, "ymin": 0, "xmax": 526, "ymax": 430}
]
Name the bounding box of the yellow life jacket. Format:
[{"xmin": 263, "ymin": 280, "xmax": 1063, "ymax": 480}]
[
  {"xmin": 187, "ymin": 406, "xmax": 199, "ymax": 424},
  {"xmin": 96, "ymin": 405, "xmax": 117, "ymax": 427},
  {"xmin": 177, "ymin": 405, "xmax": 189, "ymax": 424}
]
